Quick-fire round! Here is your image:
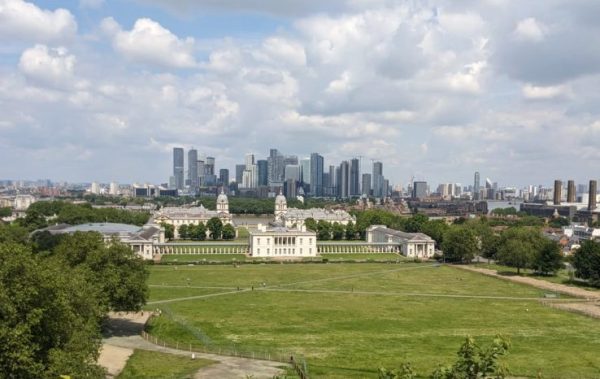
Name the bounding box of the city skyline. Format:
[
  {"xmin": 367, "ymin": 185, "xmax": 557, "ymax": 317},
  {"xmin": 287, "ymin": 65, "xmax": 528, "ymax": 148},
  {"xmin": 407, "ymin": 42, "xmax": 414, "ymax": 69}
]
[{"xmin": 2, "ymin": 1, "xmax": 600, "ymax": 186}]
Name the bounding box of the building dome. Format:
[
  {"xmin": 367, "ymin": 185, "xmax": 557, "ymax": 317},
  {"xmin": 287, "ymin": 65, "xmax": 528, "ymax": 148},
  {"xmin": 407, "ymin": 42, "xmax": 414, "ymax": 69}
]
[
  {"xmin": 274, "ymin": 190, "xmax": 287, "ymax": 221},
  {"xmin": 216, "ymin": 189, "xmax": 229, "ymax": 214}
]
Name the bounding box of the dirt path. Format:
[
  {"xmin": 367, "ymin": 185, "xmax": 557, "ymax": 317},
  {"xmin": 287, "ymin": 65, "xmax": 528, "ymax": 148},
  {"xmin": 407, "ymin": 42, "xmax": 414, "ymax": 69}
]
[
  {"xmin": 100, "ymin": 312, "xmax": 287, "ymax": 379},
  {"xmin": 454, "ymin": 265, "xmax": 600, "ymax": 318}
]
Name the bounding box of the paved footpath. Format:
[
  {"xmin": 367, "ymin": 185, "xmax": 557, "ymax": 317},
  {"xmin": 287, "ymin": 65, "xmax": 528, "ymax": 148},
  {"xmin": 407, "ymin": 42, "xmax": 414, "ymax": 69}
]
[
  {"xmin": 455, "ymin": 265, "xmax": 600, "ymax": 318},
  {"xmin": 100, "ymin": 312, "xmax": 287, "ymax": 379}
]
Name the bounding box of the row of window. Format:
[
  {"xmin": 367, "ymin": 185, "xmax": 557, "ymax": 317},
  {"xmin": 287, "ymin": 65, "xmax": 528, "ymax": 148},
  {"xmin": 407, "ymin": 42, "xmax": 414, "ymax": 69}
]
[
  {"xmin": 256, "ymin": 237, "xmax": 313, "ymax": 245},
  {"xmin": 255, "ymin": 247, "xmax": 313, "ymax": 255}
]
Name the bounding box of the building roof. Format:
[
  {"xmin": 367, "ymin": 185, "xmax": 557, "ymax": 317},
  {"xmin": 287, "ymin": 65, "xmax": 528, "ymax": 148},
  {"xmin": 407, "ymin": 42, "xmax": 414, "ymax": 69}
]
[
  {"xmin": 37, "ymin": 222, "xmax": 161, "ymax": 242},
  {"xmin": 285, "ymin": 208, "xmax": 355, "ymax": 222},
  {"xmin": 155, "ymin": 205, "xmax": 226, "ymax": 219},
  {"xmin": 369, "ymin": 225, "xmax": 434, "ymax": 242}
]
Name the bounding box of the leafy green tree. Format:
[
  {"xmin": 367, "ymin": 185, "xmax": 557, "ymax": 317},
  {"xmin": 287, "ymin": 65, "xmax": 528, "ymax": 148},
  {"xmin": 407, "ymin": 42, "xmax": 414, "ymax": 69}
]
[
  {"xmin": 178, "ymin": 224, "xmax": 189, "ymax": 239},
  {"xmin": 317, "ymin": 220, "xmax": 332, "ymax": 240},
  {"xmin": 332, "ymin": 222, "xmax": 345, "ymax": 240},
  {"xmin": 533, "ymin": 240, "xmax": 563, "ymax": 275},
  {"xmin": 420, "ymin": 219, "xmax": 449, "ymax": 246},
  {"xmin": 189, "ymin": 223, "xmax": 207, "ymax": 241},
  {"xmin": 548, "ymin": 217, "xmax": 570, "ymax": 228},
  {"xmin": 0, "ymin": 206, "xmax": 11, "ymax": 217},
  {"xmin": 305, "ymin": 217, "xmax": 317, "ymax": 232},
  {"xmin": 53, "ymin": 232, "xmax": 149, "ymax": 311},
  {"xmin": 222, "ymin": 224, "xmax": 236, "ymax": 240},
  {"xmin": 161, "ymin": 222, "xmax": 174, "ymax": 240},
  {"xmin": 0, "ymin": 223, "xmax": 30, "ymax": 245},
  {"xmin": 497, "ymin": 239, "xmax": 534, "ymax": 275},
  {"xmin": 345, "ymin": 221, "xmax": 356, "ymax": 240},
  {"xmin": 0, "ymin": 243, "xmax": 105, "ymax": 378},
  {"xmin": 431, "ymin": 336, "xmax": 510, "ymax": 379},
  {"xmin": 207, "ymin": 217, "xmax": 223, "ymax": 240},
  {"xmin": 441, "ymin": 227, "xmax": 478, "ymax": 263},
  {"xmin": 572, "ymin": 240, "xmax": 600, "ymax": 286},
  {"xmin": 404, "ymin": 214, "xmax": 428, "ymax": 233},
  {"xmin": 496, "ymin": 228, "xmax": 544, "ymax": 274}
]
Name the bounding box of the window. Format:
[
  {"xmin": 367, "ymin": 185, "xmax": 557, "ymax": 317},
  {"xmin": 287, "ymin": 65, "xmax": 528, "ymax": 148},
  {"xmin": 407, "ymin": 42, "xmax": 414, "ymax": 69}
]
[
  {"xmin": 257, "ymin": 248, "xmax": 260, "ymax": 254},
  {"xmin": 267, "ymin": 248, "xmax": 270, "ymax": 255},
  {"xmin": 257, "ymin": 238, "xmax": 260, "ymax": 244},
  {"xmin": 300, "ymin": 238, "xmax": 303, "ymax": 244},
  {"xmin": 300, "ymin": 248, "xmax": 303, "ymax": 254}
]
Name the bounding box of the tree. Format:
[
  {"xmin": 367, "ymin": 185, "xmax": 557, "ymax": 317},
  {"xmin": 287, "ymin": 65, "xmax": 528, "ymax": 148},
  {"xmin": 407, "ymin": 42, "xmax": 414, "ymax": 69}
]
[
  {"xmin": 332, "ymin": 222, "xmax": 345, "ymax": 240},
  {"xmin": 496, "ymin": 228, "xmax": 545, "ymax": 274},
  {"xmin": 53, "ymin": 232, "xmax": 149, "ymax": 311},
  {"xmin": 548, "ymin": 217, "xmax": 570, "ymax": 228},
  {"xmin": 0, "ymin": 206, "xmax": 11, "ymax": 217},
  {"xmin": 345, "ymin": 221, "xmax": 356, "ymax": 240},
  {"xmin": 317, "ymin": 220, "xmax": 331, "ymax": 240},
  {"xmin": 431, "ymin": 336, "xmax": 510, "ymax": 379},
  {"xmin": 441, "ymin": 227, "xmax": 478, "ymax": 263},
  {"xmin": 0, "ymin": 243, "xmax": 105, "ymax": 378},
  {"xmin": 420, "ymin": 219, "xmax": 449, "ymax": 246},
  {"xmin": 497, "ymin": 239, "xmax": 534, "ymax": 275},
  {"xmin": 161, "ymin": 222, "xmax": 174, "ymax": 240},
  {"xmin": 404, "ymin": 214, "xmax": 428, "ymax": 233},
  {"xmin": 207, "ymin": 217, "xmax": 223, "ymax": 240},
  {"xmin": 178, "ymin": 224, "xmax": 189, "ymax": 239},
  {"xmin": 378, "ymin": 363, "xmax": 416, "ymax": 379},
  {"xmin": 222, "ymin": 224, "xmax": 236, "ymax": 240},
  {"xmin": 305, "ymin": 217, "xmax": 317, "ymax": 232},
  {"xmin": 189, "ymin": 223, "xmax": 207, "ymax": 241},
  {"xmin": 533, "ymin": 240, "xmax": 563, "ymax": 275},
  {"xmin": 572, "ymin": 240, "xmax": 600, "ymax": 287}
]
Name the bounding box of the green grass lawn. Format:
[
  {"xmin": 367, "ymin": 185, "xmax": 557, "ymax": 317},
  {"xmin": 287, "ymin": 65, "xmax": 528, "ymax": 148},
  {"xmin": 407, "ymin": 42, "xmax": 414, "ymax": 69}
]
[
  {"xmin": 160, "ymin": 254, "xmax": 248, "ymax": 263},
  {"xmin": 471, "ymin": 262, "xmax": 600, "ymax": 292},
  {"xmin": 144, "ymin": 263, "xmax": 600, "ymax": 378},
  {"xmin": 320, "ymin": 253, "xmax": 407, "ymax": 261},
  {"xmin": 117, "ymin": 350, "xmax": 214, "ymax": 379}
]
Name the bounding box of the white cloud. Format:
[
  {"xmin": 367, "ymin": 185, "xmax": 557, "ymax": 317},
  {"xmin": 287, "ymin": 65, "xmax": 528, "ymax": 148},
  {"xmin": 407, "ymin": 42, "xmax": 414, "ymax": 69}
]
[
  {"xmin": 18, "ymin": 44, "xmax": 76, "ymax": 88},
  {"xmin": 514, "ymin": 17, "xmax": 546, "ymax": 42},
  {"xmin": 101, "ymin": 17, "xmax": 197, "ymax": 68},
  {"xmin": 522, "ymin": 84, "xmax": 567, "ymax": 99},
  {"xmin": 446, "ymin": 61, "xmax": 487, "ymax": 93},
  {"xmin": 0, "ymin": 0, "xmax": 77, "ymax": 43}
]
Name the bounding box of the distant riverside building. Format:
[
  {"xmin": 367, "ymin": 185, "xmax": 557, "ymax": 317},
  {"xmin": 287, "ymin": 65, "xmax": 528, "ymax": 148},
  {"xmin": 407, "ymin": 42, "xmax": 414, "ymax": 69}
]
[
  {"xmin": 188, "ymin": 149, "xmax": 198, "ymax": 190},
  {"xmin": 268, "ymin": 149, "xmax": 285, "ymax": 186},
  {"xmin": 219, "ymin": 169, "xmax": 229, "ymax": 187},
  {"xmin": 242, "ymin": 153, "xmax": 258, "ymax": 188},
  {"xmin": 285, "ymin": 164, "xmax": 301, "ymax": 182},
  {"xmin": 235, "ymin": 164, "xmax": 245, "ymax": 184},
  {"xmin": 372, "ymin": 161, "xmax": 383, "ymax": 198},
  {"xmin": 173, "ymin": 147, "xmax": 184, "ymax": 190},
  {"xmin": 38, "ymin": 223, "xmax": 165, "ymax": 260},
  {"xmin": 567, "ymin": 180, "xmax": 576, "ymax": 203},
  {"xmin": 554, "ymin": 180, "xmax": 562, "ymax": 205},
  {"xmin": 350, "ymin": 158, "xmax": 360, "ymax": 197},
  {"xmin": 154, "ymin": 191, "xmax": 233, "ymax": 239},
  {"xmin": 300, "ymin": 158, "xmax": 311, "ymax": 185},
  {"xmin": 412, "ymin": 181, "xmax": 428, "ymax": 199},
  {"xmin": 473, "ymin": 171, "xmax": 480, "ymax": 200},
  {"xmin": 362, "ymin": 173, "xmax": 372, "ymax": 196},
  {"xmin": 90, "ymin": 181, "xmax": 100, "ymax": 195},
  {"xmin": 257, "ymin": 159, "xmax": 269, "ymax": 186},
  {"xmin": 366, "ymin": 225, "xmax": 435, "ymax": 259},
  {"xmin": 338, "ymin": 161, "xmax": 350, "ymax": 198},
  {"xmin": 249, "ymin": 224, "xmax": 317, "ymax": 258},
  {"xmin": 310, "ymin": 153, "xmax": 324, "ymax": 196},
  {"xmin": 273, "ymin": 192, "xmax": 355, "ymax": 227},
  {"xmin": 109, "ymin": 182, "xmax": 119, "ymax": 196}
]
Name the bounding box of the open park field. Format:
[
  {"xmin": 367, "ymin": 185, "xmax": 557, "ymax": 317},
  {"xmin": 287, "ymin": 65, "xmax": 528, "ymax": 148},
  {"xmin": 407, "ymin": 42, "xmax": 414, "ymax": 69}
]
[{"xmin": 144, "ymin": 263, "xmax": 600, "ymax": 378}]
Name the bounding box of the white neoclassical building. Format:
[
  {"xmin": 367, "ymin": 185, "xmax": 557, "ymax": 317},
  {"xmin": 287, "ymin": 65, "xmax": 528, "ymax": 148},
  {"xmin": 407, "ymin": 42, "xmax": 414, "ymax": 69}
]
[
  {"xmin": 154, "ymin": 190, "xmax": 233, "ymax": 238},
  {"xmin": 249, "ymin": 223, "xmax": 317, "ymax": 258},
  {"xmin": 274, "ymin": 192, "xmax": 355, "ymax": 227},
  {"xmin": 366, "ymin": 225, "xmax": 435, "ymax": 258}
]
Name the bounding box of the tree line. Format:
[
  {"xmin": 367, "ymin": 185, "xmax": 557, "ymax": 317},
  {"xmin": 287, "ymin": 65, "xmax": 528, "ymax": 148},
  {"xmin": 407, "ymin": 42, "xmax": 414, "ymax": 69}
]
[
  {"xmin": 20, "ymin": 200, "xmax": 150, "ymax": 231},
  {"xmin": 165, "ymin": 217, "xmax": 236, "ymax": 241},
  {"xmin": 0, "ymin": 223, "xmax": 148, "ymax": 378}
]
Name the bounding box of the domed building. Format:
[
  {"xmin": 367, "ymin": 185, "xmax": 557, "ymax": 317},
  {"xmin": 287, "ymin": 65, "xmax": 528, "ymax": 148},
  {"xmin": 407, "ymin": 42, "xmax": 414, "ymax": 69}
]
[
  {"xmin": 274, "ymin": 190, "xmax": 287, "ymax": 222},
  {"xmin": 216, "ymin": 188, "xmax": 229, "ymax": 215}
]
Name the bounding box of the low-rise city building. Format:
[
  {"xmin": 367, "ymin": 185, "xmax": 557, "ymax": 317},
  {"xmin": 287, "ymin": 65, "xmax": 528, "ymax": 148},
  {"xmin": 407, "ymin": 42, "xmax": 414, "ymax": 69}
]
[
  {"xmin": 249, "ymin": 223, "xmax": 317, "ymax": 258},
  {"xmin": 366, "ymin": 225, "xmax": 435, "ymax": 258},
  {"xmin": 274, "ymin": 192, "xmax": 355, "ymax": 227}
]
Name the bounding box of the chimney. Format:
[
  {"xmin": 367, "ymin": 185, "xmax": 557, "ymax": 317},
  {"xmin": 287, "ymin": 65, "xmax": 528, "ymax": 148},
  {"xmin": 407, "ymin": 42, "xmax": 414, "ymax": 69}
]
[
  {"xmin": 553, "ymin": 180, "xmax": 562, "ymax": 206},
  {"xmin": 589, "ymin": 180, "xmax": 597, "ymax": 211},
  {"xmin": 567, "ymin": 180, "xmax": 576, "ymax": 203}
]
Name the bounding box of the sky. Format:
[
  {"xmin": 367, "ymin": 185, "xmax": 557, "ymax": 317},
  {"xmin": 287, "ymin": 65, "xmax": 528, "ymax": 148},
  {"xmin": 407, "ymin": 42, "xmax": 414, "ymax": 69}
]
[{"xmin": 1, "ymin": 0, "xmax": 600, "ymax": 187}]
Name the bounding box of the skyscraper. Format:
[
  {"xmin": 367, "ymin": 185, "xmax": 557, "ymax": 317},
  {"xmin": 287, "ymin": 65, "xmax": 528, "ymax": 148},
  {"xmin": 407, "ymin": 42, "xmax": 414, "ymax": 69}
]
[
  {"xmin": 362, "ymin": 173, "xmax": 372, "ymax": 196},
  {"xmin": 339, "ymin": 160, "xmax": 350, "ymax": 198},
  {"xmin": 310, "ymin": 153, "xmax": 324, "ymax": 196},
  {"xmin": 284, "ymin": 165, "xmax": 301, "ymax": 182},
  {"xmin": 372, "ymin": 161, "xmax": 383, "ymax": 198},
  {"xmin": 268, "ymin": 149, "xmax": 285, "ymax": 186},
  {"xmin": 473, "ymin": 171, "xmax": 480, "ymax": 200},
  {"xmin": 242, "ymin": 153, "xmax": 258, "ymax": 188},
  {"xmin": 567, "ymin": 180, "xmax": 576, "ymax": 203},
  {"xmin": 588, "ymin": 180, "xmax": 597, "ymax": 211},
  {"xmin": 235, "ymin": 164, "xmax": 245, "ymax": 184},
  {"xmin": 412, "ymin": 181, "xmax": 428, "ymax": 199},
  {"xmin": 300, "ymin": 158, "xmax": 311, "ymax": 185},
  {"xmin": 553, "ymin": 179, "xmax": 562, "ymax": 205},
  {"xmin": 328, "ymin": 165, "xmax": 336, "ymax": 196},
  {"xmin": 257, "ymin": 159, "xmax": 268, "ymax": 186},
  {"xmin": 350, "ymin": 158, "xmax": 360, "ymax": 197},
  {"xmin": 219, "ymin": 169, "xmax": 229, "ymax": 187},
  {"xmin": 173, "ymin": 147, "xmax": 184, "ymax": 190},
  {"xmin": 188, "ymin": 149, "xmax": 198, "ymax": 190}
]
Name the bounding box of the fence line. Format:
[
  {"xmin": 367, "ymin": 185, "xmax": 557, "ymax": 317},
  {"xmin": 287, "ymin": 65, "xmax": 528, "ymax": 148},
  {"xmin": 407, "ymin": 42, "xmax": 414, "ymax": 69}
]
[{"xmin": 140, "ymin": 329, "xmax": 309, "ymax": 378}]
